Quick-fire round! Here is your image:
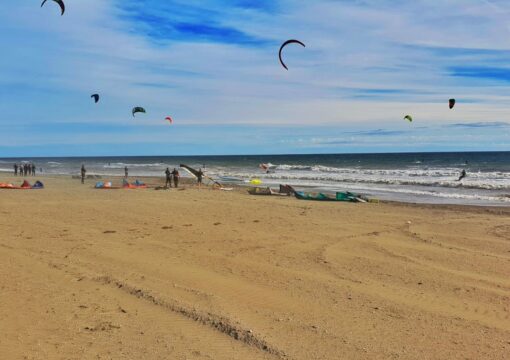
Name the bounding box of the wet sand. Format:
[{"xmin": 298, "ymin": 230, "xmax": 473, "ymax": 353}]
[{"xmin": 0, "ymin": 174, "xmax": 509, "ymax": 359}]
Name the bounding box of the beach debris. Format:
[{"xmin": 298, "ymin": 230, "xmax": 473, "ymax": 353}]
[
  {"xmin": 84, "ymin": 322, "xmax": 121, "ymax": 332},
  {"xmin": 103, "ymin": 230, "xmax": 116, "ymax": 234},
  {"xmin": 279, "ymin": 39, "xmax": 306, "ymax": 70},
  {"xmin": 449, "ymin": 98, "xmax": 456, "ymax": 109},
  {"xmin": 41, "ymin": 0, "xmax": 65, "ymax": 16},
  {"xmin": 165, "ymin": 116, "xmax": 173, "ymax": 124},
  {"xmin": 404, "ymin": 115, "xmax": 413, "ymax": 123},
  {"xmin": 161, "ymin": 226, "xmax": 173, "ymax": 230},
  {"xmin": 132, "ymin": 107, "xmax": 146, "ymax": 117},
  {"xmin": 91, "ymin": 94, "xmax": 100, "ymax": 103}
]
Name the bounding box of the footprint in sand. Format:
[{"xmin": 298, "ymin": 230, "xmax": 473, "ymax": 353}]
[{"xmin": 214, "ymin": 222, "xmax": 221, "ymax": 226}]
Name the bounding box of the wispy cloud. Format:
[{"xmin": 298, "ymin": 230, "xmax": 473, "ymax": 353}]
[
  {"xmin": 448, "ymin": 66, "xmax": 510, "ymax": 82},
  {"xmin": 348, "ymin": 129, "xmax": 408, "ymax": 136},
  {"xmin": 116, "ymin": 1, "xmax": 271, "ymax": 46},
  {"xmin": 447, "ymin": 121, "xmax": 510, "ymax": 128}
]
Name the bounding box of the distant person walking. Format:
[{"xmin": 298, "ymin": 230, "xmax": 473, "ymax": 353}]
[
  {"xmin": 19, "ymin": 165, "xmax": 24, "ymax": 177},
  {"xmin": 165, "ymin": 167, "xmax": 172, "ymax": 188},
  {"xmin": 31, "ymin": 164, "xmax": 36, "ymax": 176},
  {"xmin": 197, "ymin": 168, "xmax": 204, "ymax": 188},
  {"xmin": 457, "ymin": 169, "xmax": 467, "ymax": 182},
  {"xmin": 172, "ymin": 168, "xmax": 180, "ymax": 188},
  {"xmin": 14, "ymin": 163, "xmax": 18, "ymax": 176},
  {"xmin": 124, "ymin": 166, "xmax": 128, "ymax": 178},
  {"xmin": 81, "ymin": 165, "xmax": 86, "ymax": 184}
]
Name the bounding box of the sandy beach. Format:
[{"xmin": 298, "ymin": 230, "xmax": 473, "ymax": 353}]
[{"xmin": 0, "ymin": 174, "xmax": 509, "ymax": 359}]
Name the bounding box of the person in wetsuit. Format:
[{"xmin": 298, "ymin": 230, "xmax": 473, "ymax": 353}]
[
  {"xmin": 165, "ymin": 167, "xmax": 172, "ymax": 188},
  {"xmin": 457, "ymin": 169, "xmax": 467, "ymax": 181},
  {"xmin": 197, "ymin": 168, "xmax": 204, "ymax": 187},
  {"xmin": 81, "ymin": 165, "xmax": 86, "ymax": 184},
  {"xmin": 171, "ymin": 168, "xmax": 180, "ymax": 188}
]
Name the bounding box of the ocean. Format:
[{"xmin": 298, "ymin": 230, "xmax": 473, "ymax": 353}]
[{"xmin": 1, "ymin": 152, "xmax": 510, "ymax": 206}]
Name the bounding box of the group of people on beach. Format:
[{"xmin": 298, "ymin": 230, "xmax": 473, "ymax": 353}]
[
  {"xmin": 13, "ymin": 163, "xmax": 37, "ymax": 177},
  {"xmin": 78, "ymin": 164, "xmax": 203, "ymax": 189},
  {"xmin": 165, "ymin": 168, "xmax": 181, "ymax": 188}
]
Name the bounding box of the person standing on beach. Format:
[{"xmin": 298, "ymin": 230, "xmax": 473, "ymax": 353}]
[
  {"xmin": 172, "ymin": 168, "xmax": 180, "ymax": 188},
  {"xmin": 31, "ymin": 164, "xmax": 36, "ymax": 176},
  {"xmin": 19, "ymin": 165, "xmax": 24, "ymax": 177},
  {"xmin": 165, "ymin": 167, "xmax": 172, "ymax": 188},
  {"xmin": 14, "ymin": 163, "xmax": 18, "ymax": 176},
  {"xmin": 81, "ymin": 165, "xmax": 86, "ymax": 184},
  {"xmin": 124, "ymin": 166, "xmax": 128, "ymax": 178},
  {"xmin": 197, "ymin": 168, "xmax": 204, "ymax": 188}
]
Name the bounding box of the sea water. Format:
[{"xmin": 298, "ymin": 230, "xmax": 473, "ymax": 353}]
[{"xmin": 1, "ymin": 152, "xmax": 509, "ymax": 206}]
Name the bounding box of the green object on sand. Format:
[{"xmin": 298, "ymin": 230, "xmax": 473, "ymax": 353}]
[{"xmin": 294, "ymin": 191, "xmax": 365, "ymax": 202}]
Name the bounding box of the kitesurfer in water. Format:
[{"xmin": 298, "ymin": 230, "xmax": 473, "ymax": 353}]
[
  {"xmin": 172, "ymin": 168, "xmax": 180, "ymax": 188},
  {"xmin": 165, "ymin": 167, "xmax": 172, "ymax": 188},
  {"xmin": 457, "ymin": 169, "xmax": 467, "ymax": 181},
  {"xmin": 81, "ymin": 165, "xmax": 86, "ymax": 184}
]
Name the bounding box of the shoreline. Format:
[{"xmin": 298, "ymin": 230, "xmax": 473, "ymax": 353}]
[{"xmin": 2, "ymin": 172, "xmax": 510, "ymax": 210}]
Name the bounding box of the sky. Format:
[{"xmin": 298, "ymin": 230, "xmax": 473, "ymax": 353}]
[{"xmin": 1, "ymin": 0, "xmax": 510, "ymax": 156}]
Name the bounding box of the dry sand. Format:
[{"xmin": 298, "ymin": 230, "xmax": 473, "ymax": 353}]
[{"xmin": 0, "ymin": 174, "xmax": 509, "ymax": 359}]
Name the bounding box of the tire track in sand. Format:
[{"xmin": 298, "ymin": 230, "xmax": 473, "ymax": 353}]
[{"xmin": 95, "ymin": 275, "xmax": 287, "ymax": 359}]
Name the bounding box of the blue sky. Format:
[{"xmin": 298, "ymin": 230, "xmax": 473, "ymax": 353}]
[{"xmin": 1, "ymin": 0, "xmax": 510, "ymax": 156}]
